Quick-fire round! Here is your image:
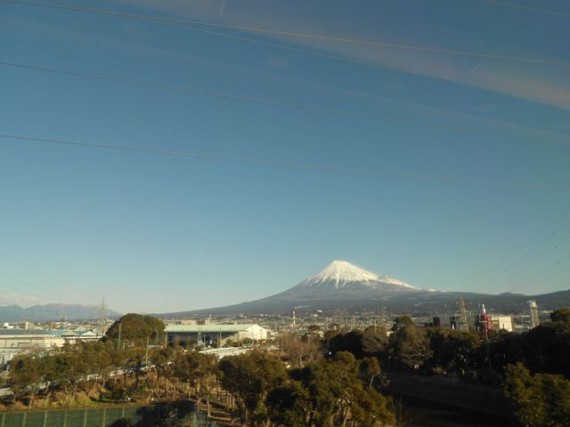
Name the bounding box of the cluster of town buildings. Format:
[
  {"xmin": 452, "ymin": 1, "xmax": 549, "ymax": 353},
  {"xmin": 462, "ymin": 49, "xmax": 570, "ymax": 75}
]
[
  {"xmin": 0, "ymin": 300, "xmax": 547, "ymax": 366},
  {"xmin": 0, "ymin": 319, "xmax": 271, "ymax": 365}
]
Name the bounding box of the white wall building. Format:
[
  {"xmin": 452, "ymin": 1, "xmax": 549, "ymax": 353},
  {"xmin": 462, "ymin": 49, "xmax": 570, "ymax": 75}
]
[
  {"xmin": 491, "ymin": 316, "xmax": 513, "ymax": 332},
  {"xmin": 0, "ymin": 330, "xmax": 65, "ymax": 364},
  {"xmin": 166, "ymin": 324, "xmax": 269, "ymax": 347}
]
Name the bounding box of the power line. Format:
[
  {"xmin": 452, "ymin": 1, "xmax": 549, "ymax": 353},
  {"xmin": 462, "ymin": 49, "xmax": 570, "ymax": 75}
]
[
  {"xmin": 47, "ymin": 1, "xmax": 423, "ymax": 79},
  {"xmin": 0, "ymin": 133, "xmax": 563, "ymax": 191},
  {"xmin": 3, "ymin": 61, "xmax": 568, "ymax": 145},
  {"xmin": 525, "ymin": 252, "xmax": 570, "ymax": 287},
  {"xmin": 0, "ymin": 60, "xmax": 490, "ymax": 135},
  {"xmin": 0, "ymin": 270, "xmax": 64, "ymax": 303},
  {"xmin": 508, "ymin": 229, "xmax": 570, "ymax": 286},
  {"xmin": 476, "ymin": 0, "xmax": 570, "ymax": 18},
  {"xmin": 187, "ymin": 19, "xmax": 570, "ymax": 67},
  {"xmin": 481, "ymin": 215, "xmax": 570, "ymax": 292},
  {"xmin": 476, "ymin": 210, "xmax": 568, "ymax": 292},
  {"xmin": 3, "ymin": 0, "xmax": 568, "ymax": 67},
  {"xmin": 0, "ymin": 133, "xmax": 458, "ymax": 180},
  {"xmin": 546, "ymin": 262, "xmax": 570, "ymax": 286}
]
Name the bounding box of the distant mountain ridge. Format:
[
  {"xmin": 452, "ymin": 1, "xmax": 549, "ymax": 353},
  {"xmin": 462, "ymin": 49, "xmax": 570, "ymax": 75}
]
[
  {"xmin": 163, "ymin": 260, "xmax": 570, "ymax": 317},
  {"xmin": 162, "ymin": 260, "xmax": 421, "ymax": 316},
  {"xmin": 0, "ymin": 303, "xmax": 121, "ymax": 323}
]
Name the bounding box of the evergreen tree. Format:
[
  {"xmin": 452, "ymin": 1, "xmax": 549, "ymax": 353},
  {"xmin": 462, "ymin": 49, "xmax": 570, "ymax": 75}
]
[{"xmin": 504, "ymin": 363, "xmax": 570, "ymax": 427}]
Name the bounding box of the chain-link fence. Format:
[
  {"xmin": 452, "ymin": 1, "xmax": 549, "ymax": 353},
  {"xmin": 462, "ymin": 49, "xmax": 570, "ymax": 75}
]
[{"xmin": 0, "ymin": 401, "xmax": 219, "ymax": 427}]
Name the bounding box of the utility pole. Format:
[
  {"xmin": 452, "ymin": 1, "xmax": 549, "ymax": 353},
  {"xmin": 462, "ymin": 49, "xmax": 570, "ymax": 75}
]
[
  {"xmin": 145, "ymin": 336, "xmax": 149, "ymax": 365},
  {"xmin": 292, "ymin": 309, "xmax": 296, "ymax": 330},
  {"xmin": 118, "ymin": 323, "xmax": 122, "ymax": 350},
  {"xmin": 98, "ymin": 299, "xmax": 107, "ymax": 338}
]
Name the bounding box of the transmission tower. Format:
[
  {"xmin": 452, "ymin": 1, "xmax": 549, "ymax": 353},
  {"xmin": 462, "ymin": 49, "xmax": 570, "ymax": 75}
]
[{"xmin": 458, "ymin": 297, "xmax": 469, "ymax": 332}]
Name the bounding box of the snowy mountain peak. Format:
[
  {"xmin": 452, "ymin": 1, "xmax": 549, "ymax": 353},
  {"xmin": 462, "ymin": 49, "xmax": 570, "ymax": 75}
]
[
  {"xmin": 296, "ymin": 260, "xmax": 418, "ymax": 290},
  {"xmin": 310, "ymin": 260, "xmax": 379, "ymax": 283}
]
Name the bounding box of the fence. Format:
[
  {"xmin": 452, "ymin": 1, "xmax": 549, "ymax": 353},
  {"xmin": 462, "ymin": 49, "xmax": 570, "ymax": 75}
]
[{"xmin": 0, "ymin": 401, "xmax": 220, "ymax": 427}]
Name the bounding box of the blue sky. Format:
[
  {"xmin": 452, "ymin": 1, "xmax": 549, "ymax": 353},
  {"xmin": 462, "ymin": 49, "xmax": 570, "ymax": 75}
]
[{"xmin": 1, "ymin": 0, "xmax": 569, "ymax": 314}]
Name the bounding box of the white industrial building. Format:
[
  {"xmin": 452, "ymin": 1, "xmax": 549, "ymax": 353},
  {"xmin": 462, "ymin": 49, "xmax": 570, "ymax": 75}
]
[
  {"xmin": 166, "ymin": 324, "xmax": 269, "ymax": 347},
  {"xmin": 0, "ymin": 330, "xmax": 65, "ymax": 365},
  {"xmin": 491, "ymin": 316, "xmax": 513, "ymax": 332}
]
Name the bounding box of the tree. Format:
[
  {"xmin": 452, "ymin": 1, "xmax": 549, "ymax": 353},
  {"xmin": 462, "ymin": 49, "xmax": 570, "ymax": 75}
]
[
  {"xmin": 124, "ymin": 346, "xmax": 146, "ymax": 393},
  {"xmin": 388, "ymin": 322, "xmax": 432, "ymax": 371},
  {"xmin": 54, "ymin": 343, "xmax": 89, "ymax": 404},
  {"xmin": 8, "ymin": 354, "xmax": 43, "ymax": 407},
  {"xmin": 104, "ymin": 313, "xmax": 165, "ymax": 348},
  {"xmin": 267, "ymin": 381, "xmax": 310, "ymax": 427},
  {"xmin": 349, "ymin": 387, "xmax": 394, "ymax": 427},
  {"xmin": 360, "ymin": 326, "xmax": 388, "ymax": 357},
  {"xmin": 359, "ymin": 357, "xmax": 383, "ymax": 389},
  {"xmin": 487, "ymin": 331, "xmax": 523, "ymax": 374},
  {"xmin": 326, "ymin": 327, "xmax": 388, "ymax": 360},
  {"xmin": 149, "ymin": 346, "xmax": 176, "ymax": 399},
  {"xmin": 277, "ymin": 332, "xmax": 321, "ymax": 368},
  {"xmin": 504, "ymin": 363, "xmax": 570, "ymax": 427},
  {"xmin": 171, "ymin": 350, "xmax": 218, "ymax": 415},
  {"xmin": 550, "ymin": 308, "xmax": 570, "ymax": 324},
  {"xmin": 522, "ymin": 322, "xmax": 570, "ymax": 378},
  {"xmin": 288, "ymin": 352, "xmax": 395, "ymax": 426},
  {"xmin": 328, "ymin": 330, "xmax": 366, "ymax": 358},
  {"xmin": 219, "ymin": 351, "xmax": 287, "ymax": 425},
  {"xmin": 391, "ymin": 316, "xmax": 414, "ymax": 331},
  {"xmin": 426, "ymin": 329, "xmax": 481, "ymax": 376}
]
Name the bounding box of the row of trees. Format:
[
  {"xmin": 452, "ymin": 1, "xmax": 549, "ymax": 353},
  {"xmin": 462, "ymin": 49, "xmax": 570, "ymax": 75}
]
[
  {"xmin": 7, "ymin": 309, "xmax": 570, "ymax": 426},
  {"xmin": 219, "ymin": 351, "xmax": 394, "ymax": 426},
  {"xmin": 9, "ymin": 340, "xmax": 133, "ymax": 407},
  {"xmin": 8, "ymin": 339, "xmax": 230, "ymax": 412},
  {"xmin": 327, "ymin": 310, "xmax": 570, "ymax": 380},
  {"xmin": 326, "ymin": 309, "xmax": 570, "ymax": 426},
  {"xmin": 504, "ymin": 363, "xmax": 570, "ymax": 427},
  {"xmin": 8, "ymin": 344, "xmax": 395, "ymax": 426}
]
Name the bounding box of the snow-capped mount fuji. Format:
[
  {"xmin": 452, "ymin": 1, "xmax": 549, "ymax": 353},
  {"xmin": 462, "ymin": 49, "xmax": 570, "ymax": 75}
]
[
  {"xmin": 162, "ymin": 260, "xmax": 570, "ymax": 317},
  {"xmin": 244, "ymin": 259, "xmax": 421, "ymax": 312},
  {"xmin": 163, "ymin": 260, "xmax": 424, "ymax": 316},
  {"xmin": 294, "ymin": 260, "xmax": 417, "ymax": 292}
]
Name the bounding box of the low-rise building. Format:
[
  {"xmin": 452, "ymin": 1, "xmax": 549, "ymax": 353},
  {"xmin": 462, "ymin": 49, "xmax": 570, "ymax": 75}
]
[
  {"xmin": 61, "ymin": 329, "xmax": 100, "ymax": 344},
  {"xmin": 491, "ymin": 316, "xmax": 513, "ymax": 332},
  {"xmin": 165, "ymin": 324, "xmax": 268, "ymax": 347},
  {"xmin": 0, "ymin": 330, "xmax": 64, "ymax": 364}
]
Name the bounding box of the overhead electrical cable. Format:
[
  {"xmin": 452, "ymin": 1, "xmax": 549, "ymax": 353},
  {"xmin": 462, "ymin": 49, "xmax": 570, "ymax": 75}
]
[
  {"xmin": 503, "ymin": 230, "xmax": 570, "ymax": 286},
  {"xmin": 0, "ymin": 270, "xmax": 64, "ymax": 302},
  {"xmin": 0, "ymin": 133, "xmax": 563, "ymax": 191},
  {"xmin": 481, "ymin": 216, "xmax": 570, "ymax": 292},
  {"xmin": 524, "ymin": 252, "xmax": 570, "ymax": 287},
  {"xmin": 3, "ymin": 0, "xmax": 568, "ymax": 67},
  {"xmin": 546, "ymin": 263, "xmax": 570, "ymax": 284},
  {"xmin": 475, "ymin": 210, "xmax": 567, "ymax": 293},
  {"xmin": 9, "ymin": 1, "xmax": 427, "ymax": 77},
  {"xmin": 0, "ymin": 60, "xmax": 492, "ymax": 135},
  {"xmin": 3, "ymin": 61, "xmax": 568, "ymax": 144},
  {"xmin": 0, "ymin": 133, "xmax": 461, "ymax": 181},
  {"xmin": 499, "ymin": 237, "xmax": 570, "ymax": 291},
  {"xmin": 476, "ymin": 0, "xmax": 570, "ymax": 18}
]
